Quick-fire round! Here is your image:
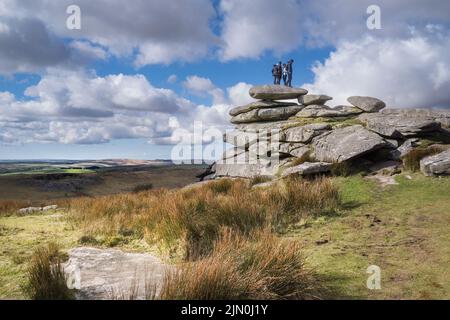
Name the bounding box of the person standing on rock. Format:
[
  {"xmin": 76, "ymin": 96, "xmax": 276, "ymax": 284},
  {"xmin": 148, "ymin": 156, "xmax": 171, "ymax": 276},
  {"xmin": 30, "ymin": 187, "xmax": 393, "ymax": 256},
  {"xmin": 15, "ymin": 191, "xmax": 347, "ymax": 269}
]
[
  {"xmin": 287, "ymin": 59, "xmax": 294, "ymax": 87},
  {"xmin": 272, "ymin": 64, "xmax": 278, "ymax": 85},
  {"xmin": 276, "ymin": 61, "xmax": 282, "ymax": 85},
  {"xmin": 282, "ymin": 63, "xmax": 288, "ymax": 86}
]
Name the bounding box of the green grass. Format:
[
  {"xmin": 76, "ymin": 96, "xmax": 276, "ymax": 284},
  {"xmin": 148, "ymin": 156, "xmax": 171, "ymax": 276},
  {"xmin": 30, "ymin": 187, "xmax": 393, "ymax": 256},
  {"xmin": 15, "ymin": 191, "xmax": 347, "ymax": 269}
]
[
  {"xmin": 289, "ymin": 174, "xmax": 450, "ymax": 299},
  {"xmin": 1, "ymin": 174, "xmax": 449, "ymax": 300}
]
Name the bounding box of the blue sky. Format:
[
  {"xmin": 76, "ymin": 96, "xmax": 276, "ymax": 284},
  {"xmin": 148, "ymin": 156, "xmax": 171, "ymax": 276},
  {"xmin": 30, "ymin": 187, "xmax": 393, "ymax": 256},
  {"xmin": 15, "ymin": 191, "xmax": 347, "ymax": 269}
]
[{"xmin": 0, "ymin": 0, "xmax": 449, "ymax": 160}]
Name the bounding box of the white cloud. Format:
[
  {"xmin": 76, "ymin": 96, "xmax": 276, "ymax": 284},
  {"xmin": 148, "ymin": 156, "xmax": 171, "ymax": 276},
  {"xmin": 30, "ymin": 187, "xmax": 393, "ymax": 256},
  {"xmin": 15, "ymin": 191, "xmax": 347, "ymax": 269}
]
[
  {"xmin": 183, "ymin": 75, "xmax": 227, "ymax": 104},
  {"xmin": 0, "ymin": 71, "xmax": 239, "ymax": 145},
  {"xmin": 227, "ymin": 82, "xmax": 254, "ymax": 106},
  {"xmin": 167, "ymin": 74, "xmax": 178, "ymax": 84},
  {"xmin": 303, "ymin": 33, "xmax": 450, "ymax": 108},
  {"xmin": 3, "ymin": 0, "xmax": 217, "ymax": 68}
]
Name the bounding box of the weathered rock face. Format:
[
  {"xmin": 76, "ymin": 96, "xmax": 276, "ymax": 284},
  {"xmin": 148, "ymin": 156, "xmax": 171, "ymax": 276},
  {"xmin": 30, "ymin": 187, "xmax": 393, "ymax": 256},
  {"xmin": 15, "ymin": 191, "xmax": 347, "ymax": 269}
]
[
  {"xmin": 229, "ymin": 100, "xmax": 297, "ymax": 117},
  {"xmin": 215, "ymin": 162, "xmax": 278, "ymax": 178},
  {"xmin": 298, "ymin": 94, "xmax": 332, "ymax": 106},
  {"xmin": 282, "ymin": 162, "xmax": 332, "ymax": 177},
  {"xmin": 311, "ymin": 125, "xmax": 388, "ymax": 163},
  {"xmin": 294, "ymin": 105, "xmax": 362, "ymax": 118},
  {"xmin": 249, "ymin": 85, "xmax": 308, "ymax": 100},
  {"xmin": 64, "ymin": 247, "xmax": 167, "ymax": 300},
  {"xmin": 358, "ymin": 113, "xmax": 441, "ymax": 138},
  {"xmin": 420, "ymin": 149, "xmax": 450, "ymax": 176},
  {"xmin": 381, "ymin": 108, "xmax": 450, "ymax": 128},
  {"xmin": 348, "ymin": 96, "xmax": 386, "ymax": 112},
  {"xmin": 231, "ymin": 105, "xmax": 303, "ymax": 123},
  {"xmin": 201, "ymin": 84, "xmax": 450, "ymax": 180},
  {"xmin": 389, "ymin": 138, "xmax": 419, "ymax": 160},
  {"xmin": 281, "ymin": 123, "xmax": 331, "ymax": 143}
]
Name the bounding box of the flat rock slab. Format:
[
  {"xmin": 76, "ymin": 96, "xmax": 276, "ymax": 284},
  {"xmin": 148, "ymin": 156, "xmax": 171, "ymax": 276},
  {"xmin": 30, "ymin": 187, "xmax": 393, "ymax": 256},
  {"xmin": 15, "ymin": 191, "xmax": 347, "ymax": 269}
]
[
  {"xmin": 231, "ymin": 105, "xmax": 303, "ymax": 124},
  {"xmin": 381, "ymin": 108, "xmax": 450, "ymax": 128},
  {"xmin": 249, "ymin": 85, "xmax": 308, "ymax": 100},
  {"xmin": 348, "ymin": 96, "xmax": 386, "ymax": 112},
  {"xmin": 358, "ymin": 113, "xmax": 441, "ymax": 138},
  {"xmin": 64, "ymin": 247, "xmax": 168, "ymax": 300},
  {"xmin": 215, "ymin": 162, "xmax": 280, "ymax": 178},
  {"xmin": 282, "ymin": 162, "xmax": 332, "ymax": 177},
  {"xmin": 420, "ymin": 148, "xmax": 450, "ymax": 176},
  {"xmin": 311, "ymin": 125, "xmax": 388, "ymax": 163},
  {"xmin": 298, "ymin": 94, "xmax": 332, "ymax": 106},
  {"xmin": 295, "ymin": 105, "xmax": 362, "ymax": 118},
  {"xmin": 229, "ymin": 100, "xmax": 297, "ymax": 117},
  {"xmin": 281, "ymin": 123, "xmax": 332, "ymax": 143}
]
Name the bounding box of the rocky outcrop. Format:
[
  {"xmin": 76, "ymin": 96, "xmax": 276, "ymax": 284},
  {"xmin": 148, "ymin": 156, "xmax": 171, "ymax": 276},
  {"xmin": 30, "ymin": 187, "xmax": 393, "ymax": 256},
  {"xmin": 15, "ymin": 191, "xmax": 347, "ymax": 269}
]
[
  {"xmin": 348, "ymin": 96, "xmax": 386, "ymax": 113},
  {"xmin": 358, "ymin": 113, "xmax": 441, "ymax": 138},
  {"xmin": 420, "ymin": 149, "xmax": 450, "ymax": 176},
  {"xmin": 231, "ymin": 105, "xmax": 303, "ymax": 123},
  {"xmin": 298, "ymin": 94, "xmax": 332, "ymax": 106},
  {"xmin": 249, "ymin": 85, "xmax": 308, "ymax": 100},
  {"xmin": 282, "ymin": 162, "xmax": 332, "ymax": 177},
  {"xmin": 200, "ymin": 85, "xmax": 450, "ymax": 180},
  {"xmin": 229, "ymin": 100, "xmax": 297, "ymax": 117},
  {"xmin": 311, "ymin": 125, "xmax": 388, "ymax": 163}
]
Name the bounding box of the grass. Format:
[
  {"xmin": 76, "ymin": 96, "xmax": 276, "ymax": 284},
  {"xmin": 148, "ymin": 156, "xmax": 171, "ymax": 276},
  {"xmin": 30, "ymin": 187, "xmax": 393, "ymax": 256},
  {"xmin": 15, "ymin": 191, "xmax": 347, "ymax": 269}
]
[
  {"xmin": 22, "ymin": 243, "xmax": 74, "ymax": 300},
  {"xmin": 291, "ymin": 174, "xmax": 450, "ymax": 299},
  {"xmin": 0, "ymin": 211, "xmax": 81, "ymax": 298},
  {"xmin": 284, "ymin": 116, "xmax": 365, "ymax": 129},
  {"xmin": 1, "ymin": 170, "xmax": 449, "ymax": 300},
  {"xmin": 68, "ymin": 177, "xmax": 341, "ymax": 261},
  {"xmin": 158, "ymin": 229, "xmax": 319, "ymax": 300},
  {"xmin": 402, "ymin": 146, "xmax": 445, "ymax": 172}
]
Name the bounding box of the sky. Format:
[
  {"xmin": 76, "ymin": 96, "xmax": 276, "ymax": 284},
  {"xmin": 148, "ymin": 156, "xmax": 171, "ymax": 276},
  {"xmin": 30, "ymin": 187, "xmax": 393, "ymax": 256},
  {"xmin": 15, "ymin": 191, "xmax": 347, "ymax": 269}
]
[{"xmin": 0, "ymin": 0, "xmax": 449, "ymax": 160}]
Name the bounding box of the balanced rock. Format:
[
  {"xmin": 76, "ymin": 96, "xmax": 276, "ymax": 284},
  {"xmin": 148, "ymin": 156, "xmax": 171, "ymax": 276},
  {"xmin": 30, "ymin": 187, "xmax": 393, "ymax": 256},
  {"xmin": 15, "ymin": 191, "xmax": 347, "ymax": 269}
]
[
  {"xmin": 249, "ymin": 85, "xmax": 308, "ymax": 100},
  {"xmin": 298, "ymin": 94, "xmax": 332, "ymax": 106},
  {"xmin": 420, "ymin": 148, "xmax": 450, "ymax": 176},
  {"xmin": 282, "ymin": 162, "xmax": 332, "ymax": 177},
  {"xmin": 229, "ymin": 100, "xmax": 297, "ymax": 117},
  {"xmin": 311, "ymin": 125, "xmax": 388, "ymax": 163},
  {"xmin": 281, "ymin": 123, "xmax": 331, "ymax": 143},
  {"xmin": 348, "ymin": 96, "xmax": 386, "ymax": 112},
  {"xmin": 358, "ymin": 113, "xmax": 441, "ymax": 138},
  {"xmin": 231, "ymin": 105, "xmax": 303, "ymax": 124}
]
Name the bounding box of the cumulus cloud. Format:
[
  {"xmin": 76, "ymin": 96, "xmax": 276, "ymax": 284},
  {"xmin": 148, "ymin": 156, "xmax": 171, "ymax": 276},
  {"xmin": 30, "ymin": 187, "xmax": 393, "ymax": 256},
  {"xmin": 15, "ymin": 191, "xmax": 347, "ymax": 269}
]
[
  {"xmin": 0, "ymin": 71, "xmax": 238, "ymax": 145},
  {"xmin": 227, "ymin": 82, "xmax": 254, "ymax": 106},
  {"xmin": 303, "ymin": 32, "xmax": 450, "ymax": 108},
  {"xmin": 3, "ymin": 0, "xmax": 217, "ymax": 68},
  {"xmin": 183, "ymin": 75, "xmax": 227, "ymax": 104}
]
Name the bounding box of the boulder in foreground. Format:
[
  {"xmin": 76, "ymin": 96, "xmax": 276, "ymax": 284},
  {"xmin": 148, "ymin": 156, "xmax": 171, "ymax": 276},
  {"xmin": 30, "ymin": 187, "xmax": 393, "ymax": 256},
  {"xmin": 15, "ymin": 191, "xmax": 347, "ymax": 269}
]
[
  {"xmin": 249, "ymin": 85, "xmax": 308, "ymax": 100},
  {"xmin": 282, "ymin": 162, "xmax": 332, "ymax": 177}
]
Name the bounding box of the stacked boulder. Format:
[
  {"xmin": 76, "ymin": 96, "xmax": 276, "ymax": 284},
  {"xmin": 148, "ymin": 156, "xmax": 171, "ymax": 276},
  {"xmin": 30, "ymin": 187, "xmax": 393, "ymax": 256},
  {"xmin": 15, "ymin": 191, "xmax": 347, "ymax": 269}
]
[{"xmin": 202, "ymin": 85, "xmax": 450, "ymax": 179}]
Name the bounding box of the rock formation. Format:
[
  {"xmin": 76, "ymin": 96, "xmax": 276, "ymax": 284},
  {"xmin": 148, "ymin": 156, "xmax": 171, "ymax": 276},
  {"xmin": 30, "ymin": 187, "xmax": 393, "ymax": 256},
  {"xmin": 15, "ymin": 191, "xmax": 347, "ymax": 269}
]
[{"xmin": 202, "ymin": 85, "xmax": 450, "ymax": 179}]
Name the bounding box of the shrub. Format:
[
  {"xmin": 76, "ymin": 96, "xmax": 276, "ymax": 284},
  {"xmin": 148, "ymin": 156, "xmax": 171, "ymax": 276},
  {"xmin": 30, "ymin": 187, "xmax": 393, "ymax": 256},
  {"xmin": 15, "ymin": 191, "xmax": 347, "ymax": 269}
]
[
  {"xmin": 23, "ymin": 243, "xmax": 74, "ymax": 300},
  {"xmin": 402, "ymin": 146, "xmax": 444, "ymax": 172},
  {"xmin": 68, "ymin": 177, "xmax": 341, "ymax": 261},
  {"xmin": 133, "ymin": 183, "xmax": 154, "ymax": 193},
  {"xmin": 158, "ymin": 230, "xmax": 319, "ymax": 300}
]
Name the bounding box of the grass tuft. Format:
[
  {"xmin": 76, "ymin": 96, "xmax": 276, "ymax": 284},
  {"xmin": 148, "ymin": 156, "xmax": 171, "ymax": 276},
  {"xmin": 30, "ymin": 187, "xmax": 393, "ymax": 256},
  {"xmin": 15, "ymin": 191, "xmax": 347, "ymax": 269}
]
[
  {"xmin": 23, "ymin": 243, "xmax": 74, "ymax": 300},
  {"xmin": 402, "ymin": 146, "xmax": 445, "ymax": 172}
]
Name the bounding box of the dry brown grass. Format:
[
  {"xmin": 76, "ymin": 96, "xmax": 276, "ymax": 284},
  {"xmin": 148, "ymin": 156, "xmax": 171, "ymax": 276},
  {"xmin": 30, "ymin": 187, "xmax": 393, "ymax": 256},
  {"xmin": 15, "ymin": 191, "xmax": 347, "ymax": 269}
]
[
  {"xmin": 402, "ymin": 146, "xmax": 445, "ymax": 172},
  {"xmin": 67, "ymin": 177, "xmax": 341, "ymax": 260},
  {"xmin": 158, "ymin": 229, "xmax": 319, "ymax": 300},
  {"xmin": 23, "ymin": 243, "xmax": 74, "ymax": 300}
]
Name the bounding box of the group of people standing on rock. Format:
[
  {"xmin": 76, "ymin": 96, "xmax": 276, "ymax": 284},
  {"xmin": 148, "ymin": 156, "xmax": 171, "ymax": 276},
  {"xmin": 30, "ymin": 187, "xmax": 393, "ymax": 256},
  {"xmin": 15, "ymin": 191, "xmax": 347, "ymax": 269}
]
[{"xmin": 272, "ymin": 59, "xmax": 294, "ymax": 87}]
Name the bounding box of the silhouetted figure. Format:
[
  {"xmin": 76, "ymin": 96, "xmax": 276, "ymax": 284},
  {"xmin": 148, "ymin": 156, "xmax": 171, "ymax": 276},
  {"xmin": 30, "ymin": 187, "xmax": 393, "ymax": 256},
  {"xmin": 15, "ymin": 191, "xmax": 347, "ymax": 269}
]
[
  {"xmin": 282, "ymin": 63, "xmax": 288, "ymax": 86},
  {"xmin": 286, "ymin": 59, "xmax": 294, "ymax": 87},
  {"xmin": 272, "ymin": 64, "xmax": 278, "ymax": 85},
  {"xmin": 276, "ymin": 61, "xmax": 282, "ymax": 85}
]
